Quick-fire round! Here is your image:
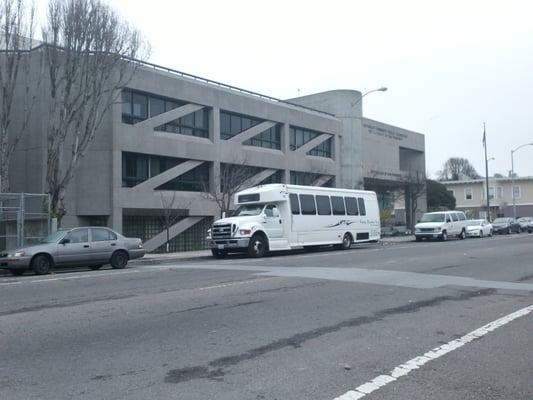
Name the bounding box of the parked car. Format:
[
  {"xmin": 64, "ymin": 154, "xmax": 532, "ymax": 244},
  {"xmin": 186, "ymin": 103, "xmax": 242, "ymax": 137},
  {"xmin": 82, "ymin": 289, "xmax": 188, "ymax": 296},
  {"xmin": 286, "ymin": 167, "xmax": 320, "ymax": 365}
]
[
  {"xmin": 491, "ymin": 218, "xmax": 521, "ymax": 235},
  {"xmin": 516, "ymin": 217, "xmax": 533, "ymax": 232},
  {"xmin": 0, "ymin": 227, "xmax": 145, "ymax": 276},
  {"xmin": 466, "ymin": 219, "xmax": 493, "ymax": 238},
  {"xmin": 414, "ymin": 211, "xmax": 468, "ymax": 241}
]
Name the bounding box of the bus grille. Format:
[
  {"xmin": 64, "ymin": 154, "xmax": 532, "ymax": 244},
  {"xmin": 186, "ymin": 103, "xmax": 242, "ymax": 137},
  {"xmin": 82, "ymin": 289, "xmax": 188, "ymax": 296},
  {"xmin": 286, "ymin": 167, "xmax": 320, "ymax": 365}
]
[{"xmin": 212, "ymin": 224, "xmax": 232, "ymax": 239}]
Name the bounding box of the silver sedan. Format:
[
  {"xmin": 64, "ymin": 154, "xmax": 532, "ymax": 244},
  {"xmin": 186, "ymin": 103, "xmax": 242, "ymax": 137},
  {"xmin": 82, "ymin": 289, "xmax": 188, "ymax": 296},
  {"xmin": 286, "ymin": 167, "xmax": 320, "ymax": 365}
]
[{"xmin": 0, "ymin": 227, "xmax": 145, "ymax": 276}]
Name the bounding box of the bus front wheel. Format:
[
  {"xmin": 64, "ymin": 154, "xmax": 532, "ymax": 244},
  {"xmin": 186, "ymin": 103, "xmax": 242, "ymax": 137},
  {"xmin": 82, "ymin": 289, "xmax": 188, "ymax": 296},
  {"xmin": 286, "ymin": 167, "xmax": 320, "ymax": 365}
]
[{"xmin": 248, "ymin": 234, "xmax": 267, "ymax": 258}]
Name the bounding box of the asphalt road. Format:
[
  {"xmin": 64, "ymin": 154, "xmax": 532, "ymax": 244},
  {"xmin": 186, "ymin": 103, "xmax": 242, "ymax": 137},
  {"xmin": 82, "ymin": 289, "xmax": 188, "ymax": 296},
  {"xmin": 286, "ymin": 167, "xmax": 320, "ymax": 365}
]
[{"xmin": 1, "ymin": 234, "xmax": 532, "ymax": 400}]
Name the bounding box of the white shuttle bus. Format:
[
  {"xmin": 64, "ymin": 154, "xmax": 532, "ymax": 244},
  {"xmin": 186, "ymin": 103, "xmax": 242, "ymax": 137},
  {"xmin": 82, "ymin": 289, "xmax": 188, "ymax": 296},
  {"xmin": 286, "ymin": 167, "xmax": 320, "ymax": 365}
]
[{"xmin": 207, "ymin": 184, "xmax": 380, "ymax": 258}]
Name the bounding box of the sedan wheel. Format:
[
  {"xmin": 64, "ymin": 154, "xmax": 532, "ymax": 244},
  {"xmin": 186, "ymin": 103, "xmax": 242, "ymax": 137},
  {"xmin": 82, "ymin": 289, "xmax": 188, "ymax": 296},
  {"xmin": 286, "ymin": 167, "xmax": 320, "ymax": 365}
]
[
  {"xmin": 32, "ymin": 254, "xmax": 51, "ymax": 275},
  {"xmin": 110, "ymin": 251, "xmax": 128, "ymax": 269}
]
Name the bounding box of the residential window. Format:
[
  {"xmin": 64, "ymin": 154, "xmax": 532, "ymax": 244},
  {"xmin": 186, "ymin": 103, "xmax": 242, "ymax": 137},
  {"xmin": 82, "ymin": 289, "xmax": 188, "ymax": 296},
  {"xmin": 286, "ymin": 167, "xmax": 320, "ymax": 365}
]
[
  {"xmin": 220, "ymin": 111, "xmax": 262, "ymax": 140},
  {"xmin": 299, "ymin": 194, "xmax": 316, "ymax": 215},
  {"xmin": 496, "ymin": 186, "xmax": 503, "ymax": 199},
  {"xmin": 243, "ymin": 124, "xmax": 281, "ymax": 150},
  {"xmin": 316, "ymin": 195, "xmax": 331, "ymax": 215},
  {"xmin": 488, "ymin": 187, "xmax": 495, "ymax": 199},
  {"xmin": 513, "ymin": 185, "xmax": 521, "ymax": 199},
  {"xmin": 464, "ymin": 188, "xmax": 473, "ymax": 200}
]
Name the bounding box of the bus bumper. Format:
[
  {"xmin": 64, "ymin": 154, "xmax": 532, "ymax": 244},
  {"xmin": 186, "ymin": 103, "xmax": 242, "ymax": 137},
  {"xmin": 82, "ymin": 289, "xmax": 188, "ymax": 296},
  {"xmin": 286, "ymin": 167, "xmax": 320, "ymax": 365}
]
[{"xmin": 208, "ymin": 238, "xmax": 250, "ymax": 250}]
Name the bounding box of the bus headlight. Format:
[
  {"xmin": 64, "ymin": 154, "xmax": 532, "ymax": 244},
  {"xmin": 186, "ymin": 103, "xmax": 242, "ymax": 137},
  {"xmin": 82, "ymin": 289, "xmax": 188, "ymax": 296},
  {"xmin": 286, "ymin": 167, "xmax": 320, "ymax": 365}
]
[{"xmin": 239, "ymin": 229, "xmax": 252, "ymax": 236}]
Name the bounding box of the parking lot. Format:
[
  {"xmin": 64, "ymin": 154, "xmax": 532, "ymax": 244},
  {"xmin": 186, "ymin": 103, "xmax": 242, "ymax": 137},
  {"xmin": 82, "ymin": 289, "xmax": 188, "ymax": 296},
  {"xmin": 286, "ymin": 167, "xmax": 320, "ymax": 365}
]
[{"xmin": 1, "ymin": 234, "xmax": 532, "ymax": 400}]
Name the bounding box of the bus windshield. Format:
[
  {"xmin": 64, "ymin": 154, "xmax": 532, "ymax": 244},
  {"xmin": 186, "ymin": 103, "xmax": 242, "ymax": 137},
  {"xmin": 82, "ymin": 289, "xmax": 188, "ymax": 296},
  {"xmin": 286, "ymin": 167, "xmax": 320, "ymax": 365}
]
[
  {"xmin": 233, "ymin": 204, "xmax": 264, "ymax": 216},
  {"xmin": 420, "ymin": 213, "xmax": 445, "ymax": 223}
]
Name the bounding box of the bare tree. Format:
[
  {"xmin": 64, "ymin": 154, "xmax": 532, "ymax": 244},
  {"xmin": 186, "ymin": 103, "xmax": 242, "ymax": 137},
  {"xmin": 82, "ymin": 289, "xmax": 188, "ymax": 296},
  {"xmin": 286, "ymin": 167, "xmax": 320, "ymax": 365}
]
[
  {"xmin": 41, "ymin": 0, "xmax": 147, "ymax": 221},
  {"xmin": 0, "ymin": 0, "xmax": 39, "ymax": 192},
  {"xmin": 203, "ymin": 159, "xmax": 258, "ymax": 218},
  {"xmin": 395, "ymin": 170, "xmax": 426, "ymax": 231},
  {"xmin": 438, "ymin": 157, "xmax": 480, "ymax": 181},
  {"xmin": 159, "ymin": 191, "xmax": 191, "ymax": 253}
]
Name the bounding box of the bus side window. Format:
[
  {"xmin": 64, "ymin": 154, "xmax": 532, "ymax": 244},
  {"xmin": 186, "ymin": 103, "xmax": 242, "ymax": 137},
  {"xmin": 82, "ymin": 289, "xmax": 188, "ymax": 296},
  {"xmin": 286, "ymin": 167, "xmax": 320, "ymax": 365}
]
[
  {"xmin": 331, "ymin": 196, "xmax": 346, "ymax": 215},
  {"xmin": 357, "ymin": 198, "xmax": 366, "ymax": 216},
  {"xmin": 299, "ymin": 194, "xmax": 316, "ymax": 215},
  {"xmin": 345, "ymin": 197, "xmax": 359, "ymax": 216},
  {"xmin": 289, "ymin": 193, "xmax": 300, "ymax": 215},
  {"xmin": 316, "ymin": 195, "xmax": 331, "ymax": 215}
]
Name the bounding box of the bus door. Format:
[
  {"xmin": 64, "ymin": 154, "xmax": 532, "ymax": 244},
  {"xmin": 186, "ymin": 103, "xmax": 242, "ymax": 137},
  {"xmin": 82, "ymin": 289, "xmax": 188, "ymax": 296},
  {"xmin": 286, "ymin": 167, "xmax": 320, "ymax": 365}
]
[{"xmin": 263, "ymin": 204, "xmax": 283, "ymax": 238}]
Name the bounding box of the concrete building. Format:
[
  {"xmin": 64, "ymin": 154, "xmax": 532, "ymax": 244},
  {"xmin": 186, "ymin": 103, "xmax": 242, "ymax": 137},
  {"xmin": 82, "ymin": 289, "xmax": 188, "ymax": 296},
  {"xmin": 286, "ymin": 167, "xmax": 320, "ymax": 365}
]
[
  {"xmin": 10, "ymin": 57, "xmax": 425, "ymax": 252},
  {"xmin": 443, "ymin": 177, "xmax": 533, "ymax": 219}
]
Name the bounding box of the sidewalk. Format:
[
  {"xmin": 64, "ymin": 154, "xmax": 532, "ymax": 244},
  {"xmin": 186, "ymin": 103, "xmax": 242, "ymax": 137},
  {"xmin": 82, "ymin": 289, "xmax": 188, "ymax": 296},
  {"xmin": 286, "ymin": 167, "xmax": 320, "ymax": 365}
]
[{"xmin": 133, "ymin": 235, "xmax": 415, "ymax": 264}]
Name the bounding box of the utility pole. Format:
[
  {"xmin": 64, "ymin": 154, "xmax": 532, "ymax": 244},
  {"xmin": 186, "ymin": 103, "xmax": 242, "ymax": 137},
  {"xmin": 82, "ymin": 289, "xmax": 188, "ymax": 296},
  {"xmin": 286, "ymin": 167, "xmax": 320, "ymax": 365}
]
[{"xmin": 483, "ymin": 123, "xmax": 490, "ymax": 221}]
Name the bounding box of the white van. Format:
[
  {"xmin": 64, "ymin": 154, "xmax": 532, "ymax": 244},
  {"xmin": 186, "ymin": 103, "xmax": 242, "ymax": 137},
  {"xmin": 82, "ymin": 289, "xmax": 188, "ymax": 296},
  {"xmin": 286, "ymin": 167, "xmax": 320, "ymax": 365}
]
[
  {"xmin": 207, "ymin": 184, "xmax": 381, "ymax": 258},
  {"xmin": 414, "ymin": 211, "xmax": 468, "ymax": 241}
]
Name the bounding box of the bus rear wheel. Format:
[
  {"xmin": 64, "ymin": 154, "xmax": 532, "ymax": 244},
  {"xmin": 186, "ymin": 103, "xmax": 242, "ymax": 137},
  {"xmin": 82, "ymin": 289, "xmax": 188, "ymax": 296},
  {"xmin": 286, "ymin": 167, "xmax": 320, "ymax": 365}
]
[{"xmin": 336, "ymin": 233, "xmax": 352, "ymax": 250}]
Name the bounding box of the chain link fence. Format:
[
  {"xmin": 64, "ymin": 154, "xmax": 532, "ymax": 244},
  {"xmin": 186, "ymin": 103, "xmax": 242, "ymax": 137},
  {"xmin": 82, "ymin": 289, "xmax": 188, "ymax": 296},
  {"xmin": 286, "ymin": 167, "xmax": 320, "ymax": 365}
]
[{"xmin": 0, "ymin": 193, "xmax": 51, "ymax": 251}]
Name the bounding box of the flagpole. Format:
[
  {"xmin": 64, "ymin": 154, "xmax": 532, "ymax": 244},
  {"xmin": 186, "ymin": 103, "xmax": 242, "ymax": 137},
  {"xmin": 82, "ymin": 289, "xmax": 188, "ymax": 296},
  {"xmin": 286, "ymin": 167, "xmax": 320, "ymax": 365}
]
[{"xmin": 483, "ymin": 122, "xmax": 490, "ymax": 221}]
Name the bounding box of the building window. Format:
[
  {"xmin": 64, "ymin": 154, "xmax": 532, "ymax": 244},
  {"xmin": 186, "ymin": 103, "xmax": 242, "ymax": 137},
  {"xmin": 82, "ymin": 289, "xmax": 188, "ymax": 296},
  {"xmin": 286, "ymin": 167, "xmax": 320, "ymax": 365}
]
[
  {"xmin": 243, "ymin": 124, "xmax": 281, "ymax": 150},
  {"xmin": 290, "ymin": 171, "xmax": 320, "ymax": 186},
  {"xmin": 513, "ymin": 185, "xmax": 521, "ymax": 199},
  {"xmin": 156, "ymin": 163, "xmax": 209, "ymax": 192},
  {"xmin": 488, "ymin": 187, "xmax": 495, "ymax": 200},
  {"xmin": 496, "ymin": 186, "xmax": 503, "ymax": 199},
  {"xmin": 156, "ymin": 108, "xmax": 209, "ymax": 138},
  {"xmin": 464, "ymin": 188, "xmax": 473, "ymax": 200},
  {"xmin": 308, "ymin": 137, "xmax": 332, "ymax": 158},
  {"xmin": 259, "ymin": 170, "xmax": 283, "ymax": 185},
  {"xmin": 220, "ymin": 111, "xmax": 262, "ymax": 140},
  {"xmin": 290, "ymin": 126, "xmax": 332, "ymax": 158},
  {"xmin": 121, "ymin": 88, "xmax": 191, "ymax": 124},
  {"xmin": 123, "ymin": 152, "xmax": 212, "ymax": 191}
]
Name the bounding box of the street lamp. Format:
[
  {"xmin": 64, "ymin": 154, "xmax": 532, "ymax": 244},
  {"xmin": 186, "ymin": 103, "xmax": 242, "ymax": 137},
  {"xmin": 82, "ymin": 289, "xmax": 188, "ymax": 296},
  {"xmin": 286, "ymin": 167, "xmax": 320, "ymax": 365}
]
[
  {"xmin": 350, "ymin": 86, "xmax": 388, "ymax": 108},
  {"xmin": 511, "ymin": 142, "xmax": 533, "ymax": 218}
]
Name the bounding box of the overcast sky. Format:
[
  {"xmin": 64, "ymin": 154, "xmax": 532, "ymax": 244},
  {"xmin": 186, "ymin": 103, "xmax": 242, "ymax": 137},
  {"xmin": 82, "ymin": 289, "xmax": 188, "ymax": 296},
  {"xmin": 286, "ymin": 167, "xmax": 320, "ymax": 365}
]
[{"xmin": 94, "ymin": 1, "xmax": 533, "ymax": 177}]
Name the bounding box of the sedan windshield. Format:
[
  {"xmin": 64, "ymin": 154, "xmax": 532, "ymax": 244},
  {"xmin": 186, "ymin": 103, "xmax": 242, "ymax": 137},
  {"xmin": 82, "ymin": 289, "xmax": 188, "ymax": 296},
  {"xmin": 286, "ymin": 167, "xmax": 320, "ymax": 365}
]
[
  {"xmin": 420, "ymin": 213, "xmax": 445, "ymax": 222},
  {"xmin": 40, "ymin": 230, "xmax": 68, "ymax": 243},
  {"xmin": 233, "ymin": 204, "xmax": 264, "ymax": 216}
]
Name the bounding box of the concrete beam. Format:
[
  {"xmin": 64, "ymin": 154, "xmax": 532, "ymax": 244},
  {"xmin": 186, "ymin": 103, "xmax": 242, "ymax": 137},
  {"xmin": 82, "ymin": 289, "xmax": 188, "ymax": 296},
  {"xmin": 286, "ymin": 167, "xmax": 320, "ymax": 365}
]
[
  {"xmin": 134, "ymin": 104, "xmax": 205, "ymax": 131},
  {"xmin": 241, "ymin": 168, "xmax": 277, "ymax": 188},
  {"xmin": 312, "ymin": 175, "xmax": 334, "ymax": 187},
  {"xmin": 228, "ymin": 121, "xmax": 277, "ymax": 143},
  {"xmin": 295, "ymin": 133, "xmax": 332, "ymax": 154},
  {"xmin": 143, "ymin": 216, "xmax": 205, "ymax": 252},
  {"xmin": 132, "ymin": 160, "xmax": 205, "ymax": 192}
]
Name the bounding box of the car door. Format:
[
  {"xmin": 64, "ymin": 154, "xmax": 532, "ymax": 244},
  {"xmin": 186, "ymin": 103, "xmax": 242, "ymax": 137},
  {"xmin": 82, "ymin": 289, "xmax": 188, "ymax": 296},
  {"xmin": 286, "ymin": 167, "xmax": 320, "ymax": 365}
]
[
  {"xmin": 262, "ymin": 204, "xmax": 283, "ymax": 238},
  {"xmin": 450, "ymin": 213, "xmax": 459, "ymax": 234},
  {"xmin": 445, "ymin": 214, "xmax": 453, "ymax": 234},
  {"xmin": 90, "ymin": 228, "xmax": 118, "ymax": 263},
  {"xmin": 56, "ymin": 228, "xmax": 91, "ymax": 266}
]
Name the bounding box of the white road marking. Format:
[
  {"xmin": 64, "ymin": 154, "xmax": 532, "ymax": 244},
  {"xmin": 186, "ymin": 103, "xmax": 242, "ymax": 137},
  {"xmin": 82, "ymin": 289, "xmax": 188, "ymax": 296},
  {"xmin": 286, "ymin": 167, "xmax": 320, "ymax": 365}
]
[{"xmin": 333, "ymin": 304, "xmax": 533, "ymax": 400}]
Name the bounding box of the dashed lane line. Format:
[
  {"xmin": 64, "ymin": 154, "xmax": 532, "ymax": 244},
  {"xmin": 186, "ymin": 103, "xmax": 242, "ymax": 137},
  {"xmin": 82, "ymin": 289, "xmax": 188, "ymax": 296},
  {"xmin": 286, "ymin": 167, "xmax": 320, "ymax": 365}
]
[{"xmin": 333, "ymin": 304, "xmax": 533, "ymax": 400}]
